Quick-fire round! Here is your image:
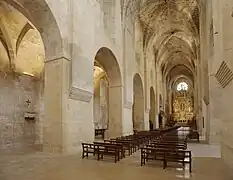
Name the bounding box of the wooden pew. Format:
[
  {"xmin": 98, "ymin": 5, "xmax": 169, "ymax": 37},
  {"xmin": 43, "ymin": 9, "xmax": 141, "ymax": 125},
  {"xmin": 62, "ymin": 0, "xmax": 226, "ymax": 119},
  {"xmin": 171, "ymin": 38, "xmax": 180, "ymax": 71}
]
[
  {"xmin": 82, "ymin": 142, "xmax": 122, "ymax": 163},
  {"xmin": 104, "ymin": 139, "xmax": 132, "ymax": 156},
  {"xmin": 94, "ymin": 142, "xmax": 124, "ymax": 160},
  {"xmin": 82, "ymin": 143, "xmax": 97, "ymax": 158},
  {"xmin": 148, "ymin": 136, "xmax": 187, "ymax": 149},
  {"xmin": 153, "ymin": 139, "xmax": 187, "ymax": 146},
  {"xmin": 147, "ymin": 143, "xmax": 187, "ymax": 150},
  {"xmin": 140, "ymin": 147, "xmax": 192, "ymax": 172},
  {"xmin": 163, "ymin": 149, "xmax": 192, "ymax": 172},
  {"xmin": 111, "ymin": 137, "xmax": 138, "ymax": 152},
  {"xmin": 160, "ymin": 134, "xmax": 188, "ymax": 142},
  {"xmin": 82, "ymin": 125, "xmax": 185, "ymax": 164}
]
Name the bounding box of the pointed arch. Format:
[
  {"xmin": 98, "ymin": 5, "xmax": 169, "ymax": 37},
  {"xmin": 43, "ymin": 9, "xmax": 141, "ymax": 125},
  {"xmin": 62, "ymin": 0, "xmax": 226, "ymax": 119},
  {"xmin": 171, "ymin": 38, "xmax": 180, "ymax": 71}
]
[
  {"xmin": 16, "ymin": 22, "xmax": 33, "ymax": 54},
  {"xmin": 4, "ymin": 0, "xmax": 64, "ymax": 59},
  {"xmin": 0, "ymin": 18, "xmax": 16, "ymax": 69},
  {"xmin": 133, "ymin": 73, "xmax": 145, "ymax": 131},
  {"xmin": 2, "ymin": 0, "xmax": 65, "ymax": 153}
]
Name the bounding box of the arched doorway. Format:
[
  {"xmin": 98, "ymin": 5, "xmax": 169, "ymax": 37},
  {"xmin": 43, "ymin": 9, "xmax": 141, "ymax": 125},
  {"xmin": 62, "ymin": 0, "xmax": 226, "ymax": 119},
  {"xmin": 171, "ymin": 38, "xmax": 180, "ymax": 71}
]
[
  {"xmin": 149, "ymin": 87, "xmax": 155, "ymax": 130},
  {"xmin": 132, "ymin": 73, "xmax": 144, "ymax": 131},
  {"xmin": 93, "ymin": 47, "xmax": 123, "ymax": 138},
  {"xmin": 2, "ymin": 0, "xmax": 65, "ymax": 153}
]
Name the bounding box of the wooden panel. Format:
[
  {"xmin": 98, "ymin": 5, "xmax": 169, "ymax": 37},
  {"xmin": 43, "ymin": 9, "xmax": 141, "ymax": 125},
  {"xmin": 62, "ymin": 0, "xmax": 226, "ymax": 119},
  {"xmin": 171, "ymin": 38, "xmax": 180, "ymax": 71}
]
[{"xmin": 215, "ymin": 61, "xmax": 233, "ymax": 88}]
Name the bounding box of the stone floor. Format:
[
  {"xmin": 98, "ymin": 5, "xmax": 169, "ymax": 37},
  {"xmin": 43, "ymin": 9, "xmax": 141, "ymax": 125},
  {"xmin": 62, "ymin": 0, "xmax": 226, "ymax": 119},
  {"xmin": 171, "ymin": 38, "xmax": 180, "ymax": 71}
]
[{"xmin": 0, "ymin": 144, "xmax": 232, "ymax": 180}]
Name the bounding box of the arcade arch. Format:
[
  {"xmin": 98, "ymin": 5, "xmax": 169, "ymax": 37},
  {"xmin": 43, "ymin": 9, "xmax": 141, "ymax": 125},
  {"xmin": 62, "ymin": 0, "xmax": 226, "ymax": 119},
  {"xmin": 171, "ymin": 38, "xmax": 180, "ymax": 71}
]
[
  {"xmin": 132, "ymin": 73, "xmax": 144, "ymax": 131},
  {"xmin": 0, "ymin": 0, "xmax": 65, "ymax": 153},
  {"xmin": 93, "ymin": 47, "xmax": 123, "ymax": 138}
]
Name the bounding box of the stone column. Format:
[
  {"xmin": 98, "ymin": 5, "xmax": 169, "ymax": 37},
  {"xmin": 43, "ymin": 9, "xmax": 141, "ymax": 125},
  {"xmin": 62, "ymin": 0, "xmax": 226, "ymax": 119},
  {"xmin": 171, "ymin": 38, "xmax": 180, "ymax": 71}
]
[
  {"xmin": 35, "ymin": 72, "xmax": 44, "ymax": 148},
  {"xmin": 149, "ymin": 96, "xmax": 156, "ymax": 129},
  {"xmin": 212, "ymin": 0, "xmax": 233, "ymax": 171},
  {"xmin": 133, "ymin": 93, "xmax": 145, "ymax": 131},
  {"xmin": 93, "ymin": 85, "xmax": 100, "ymax": 129},
  {"xmin": 100, "ymin": 78, "xmax": 108, "ymax": 129},
  {"xmin": 107, "ymin": 85, "xmax": 123, "ymax": 138},
  {"xmin": 207, "ymin": 0, "xmax": 222, "ymax": 144},
  {"xmin": 199, "ymin": 0, "xmax": 218, "ymax": 143},
  {"xmin": 144, "ymin": 108, "xmax": 150, "ymax": 130},
  {"xmin": 208, "ymin": 76, "xmax": 222, "ymax": 144},
  {"xmin": 43, "ymin": 57, "xmax": 70, "ymax": 153}
]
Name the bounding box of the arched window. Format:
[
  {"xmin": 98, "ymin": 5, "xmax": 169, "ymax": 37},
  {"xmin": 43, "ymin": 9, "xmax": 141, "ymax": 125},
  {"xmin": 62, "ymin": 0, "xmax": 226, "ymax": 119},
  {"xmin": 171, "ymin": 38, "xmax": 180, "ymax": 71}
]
[{"xmin": 176, "ymin": 82, "xmax": 188, "ymax": 91}]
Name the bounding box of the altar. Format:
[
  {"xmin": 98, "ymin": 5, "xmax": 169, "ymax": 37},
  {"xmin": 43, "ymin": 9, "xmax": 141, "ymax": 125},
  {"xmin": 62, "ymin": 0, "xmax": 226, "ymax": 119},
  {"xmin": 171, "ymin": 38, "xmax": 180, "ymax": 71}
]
[{"xmin": 172, "ymin": 82, "xmax": 194, "ymax": 124}]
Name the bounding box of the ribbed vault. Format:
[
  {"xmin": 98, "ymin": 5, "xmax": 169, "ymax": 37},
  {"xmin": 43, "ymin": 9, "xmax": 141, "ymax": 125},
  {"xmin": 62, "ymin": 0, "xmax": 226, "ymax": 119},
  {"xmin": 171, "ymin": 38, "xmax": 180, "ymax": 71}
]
[
  {"xmin": 125, "ymin": 0, "xmax": 200, "ymax": 82},
  {"xmin": 0, "ymin": 1, "xmax": 45, "ymax": 77}
]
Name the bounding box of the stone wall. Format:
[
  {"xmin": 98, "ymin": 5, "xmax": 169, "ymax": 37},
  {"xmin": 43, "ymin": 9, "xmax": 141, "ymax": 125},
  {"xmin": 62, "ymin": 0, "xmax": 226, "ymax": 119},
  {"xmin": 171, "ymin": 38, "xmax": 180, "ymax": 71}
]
[
  {"xmin": 221, "ymin": 81, "xmax": 233, "ymax": 172},
  {"xmin": 212, "ymin": 0, "xmax": 233, "ymax": 171},
  {"xmin": 0, "ymin": 72, "xmax": 43, "ymax": 152},
  {"xmin": 0, "ymin": 0, "xmax": 161, "ymax": 154}
]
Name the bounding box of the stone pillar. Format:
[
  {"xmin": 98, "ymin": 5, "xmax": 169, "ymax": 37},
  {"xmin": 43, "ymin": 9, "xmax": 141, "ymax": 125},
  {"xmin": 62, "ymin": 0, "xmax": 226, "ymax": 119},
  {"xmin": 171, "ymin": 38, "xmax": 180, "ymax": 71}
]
[
  {"xmin": 208, "ymin": 76, "xmax": 222, "ymax": 144},
  {"xmin": 199, "ymin": 0, "xmax": 218, "ymax": 143},
  {"xmin": 205, "ymin": 0, "xmax": 222, "ymax": 144},
  {"xmin": 35, "ymin": 73, "xmax": 44, "ymax": 148},
  {"xmin": 107, "ymin": 85, "xmax": 123, "ymax": 138},
  {"xmin": 43, "ymin": 57, "xmax": 69, "ymax": 153},
  {"xmin": 93, "ymin": 77, "xmax": 108, "ymax": 130},
  {"xmin": 144, "ymin": 108, "xmax": 150, "ymax": 130},
  {"xmin": 100, "ymin": 78, "xmax": 108, "ymax": 129},
  {"xmin": 138, "ymin": 96, "xmax": 145, "ymax": 130},
  {"xmin": 93, "ymin": 85, "xmax": 100, "ymax": 129},
  {"xmin": 133, "ymin": 94, "xmax": 145, "ymax": 131},
  {"xmin": 149, "ymin": 96, "xmax": 156, "ymax": 129},
  {"xmin": 212, "ymin": 0, "xmax": 233, "ymax": 171}
]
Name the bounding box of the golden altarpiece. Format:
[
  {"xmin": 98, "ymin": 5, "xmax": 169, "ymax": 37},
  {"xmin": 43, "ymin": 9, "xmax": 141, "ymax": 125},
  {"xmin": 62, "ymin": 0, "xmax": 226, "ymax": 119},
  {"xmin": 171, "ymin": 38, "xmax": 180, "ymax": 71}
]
[{"xmin": 172, "ymin": 82, "xmax": 194, "ymax": 124}]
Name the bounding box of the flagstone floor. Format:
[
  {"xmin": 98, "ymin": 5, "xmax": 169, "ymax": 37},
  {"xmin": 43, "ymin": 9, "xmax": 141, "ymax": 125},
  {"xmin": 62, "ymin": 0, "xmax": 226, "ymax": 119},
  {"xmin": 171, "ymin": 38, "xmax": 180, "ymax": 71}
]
[{"xmin": 0, "ymin": 143, "xmax": 232, "ymax": 180}]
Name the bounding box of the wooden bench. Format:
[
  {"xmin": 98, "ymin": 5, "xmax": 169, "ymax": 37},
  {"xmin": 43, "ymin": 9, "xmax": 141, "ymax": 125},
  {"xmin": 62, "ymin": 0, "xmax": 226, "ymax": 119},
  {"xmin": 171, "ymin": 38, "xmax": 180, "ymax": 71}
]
[
  {"xmin": 82, "ymin": 143, "xmax": 97, "ymax": 158},
  {"xmin": 163, "ymin": 149, "xmax": 192, "ymax": 172},
  {"xmin": 104, "ymin": 139, "xmax": 132, "ymax": 156},
  {"xmin": 160, "ymin": 136, "xmax": 188, "ymax": 143},
  {"xmin": 111, "ymin": 137, "xmax": 138, "ymax": 152},
  {"xmin": 82, "ymin": 142, "xmax": 122, "ymax": 163},
  {"xmin": 101, "ymin": 141, "xmax": 126, "ymax": 158},
  {"xmin": 155, "ymin": 139, "xmax": 187, "ymax": 144},
  {"xmin": 152, "ymin": 139, "xmax": 187, "ymax": 147},
  {"xmin": 141, "ymin": 147, "xmax": 192, "ymax": 172},
  {"xmin": 94, "ymin": 142, "xmax": 124, "ymax": 161},
  {"xmin": 147, "ymin": 143, "xmax": 187, "ymax": 150}
]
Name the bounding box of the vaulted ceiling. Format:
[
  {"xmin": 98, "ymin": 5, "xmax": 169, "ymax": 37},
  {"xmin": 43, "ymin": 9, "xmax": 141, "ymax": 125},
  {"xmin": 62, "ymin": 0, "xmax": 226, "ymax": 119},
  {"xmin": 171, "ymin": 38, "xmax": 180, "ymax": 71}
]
[
  {"xmin": 128, "ymin": 0, "xmax": 200, "ymax": 84},
  {"xmin": 0, "ymin": 1, "xmax": 44, "ymax": 78}
]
